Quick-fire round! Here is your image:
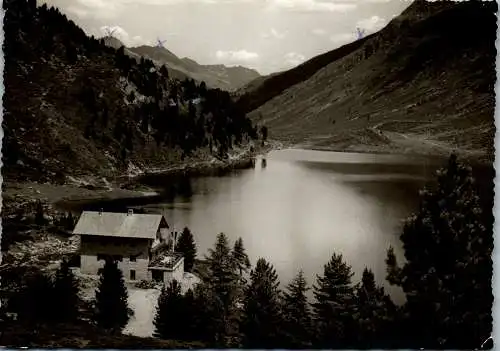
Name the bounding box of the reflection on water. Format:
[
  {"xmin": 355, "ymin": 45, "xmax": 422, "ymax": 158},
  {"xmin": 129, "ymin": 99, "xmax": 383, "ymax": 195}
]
[
  {"xmin": 60, "ymin": 149, "xmax": 494, "ymax": 304},
  {"xmin": 131, "ymin": 149, "xmax": 450, "ymax": 304},
  {"xmin": 64, "ymin": 149, "xmax": 485, "ymax": 303}
]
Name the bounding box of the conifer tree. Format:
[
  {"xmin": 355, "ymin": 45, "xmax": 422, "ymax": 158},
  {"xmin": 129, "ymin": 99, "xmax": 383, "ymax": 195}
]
[
  {"xmin": 312, "ymin": 252, "xmax": 357, "ymax": 348},
  {"xmin": 241, "ymin": 258, "xmax": 283, "ymax": 348},
  {"xmin": 65, "ymin": 211, "xmax": 75, "ymax": 230},
  {"xmin": 281, "ymin": 270, "xmax": 312, "ymax": 348},
  {"xmin": 180, "ymin": 288, "xmax": 201, "ymax": 340},
  {"xmin": 188, "ymin": 282, "xmax": 214, "ymax": 342},
  {"xmin": 18, "ymin": 272, "xmax": 55, "ymax": 325},
  {"xmin": 203, "ymin": 233, "xmax": 240, "ymax": 346},
  {"xmin": 261, "ymin": 125, "xmax": 268, "ymax": 143},
  {"xmin": 176, "ymin": 227, "xmax": 197, "ymax": 272},
  {"xmin": 94, "ymin": 258, "xmax": 129, "ymax": 333},
  {"xmin": 153, "ymin": 279, "xmax": 184, "ymax": 339},
  {"xmin": 53, "ymin": 259, "xmax": 79, "ymax": 322},
  {"xmin": 159, "ymin": 64, "xmax": 169, "ymax": 79},
  {"xmin": 34, "ymin": 200, "xmax": 45, "ymax": 226},
  {"xmin": 386, "ymin": 154, "xmax": 493, "ymax": 349},
  {"xmin": 232, "ymin": 237, "xmax": 251, "ymax": 276},
  {"xmin": 355, "ymin": 267, "xmax": 396, "ymax": 348},
  {"xmin": 199, "ymin": 81, "xmax": 207, "ymax": 97}
]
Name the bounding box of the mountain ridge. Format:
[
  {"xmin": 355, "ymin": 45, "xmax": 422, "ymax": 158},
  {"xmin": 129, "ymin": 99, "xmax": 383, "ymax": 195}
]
[
  {"xmin": 239, "ymin": 0, "xmax": 496, "ymax": 162},
  {"xmin": 3, "ymin": 0, "xmax": 261, "ymax": 184},
  {"xmin": 103, "ymin": 36, "xmax": 261, "ymax": 92}
]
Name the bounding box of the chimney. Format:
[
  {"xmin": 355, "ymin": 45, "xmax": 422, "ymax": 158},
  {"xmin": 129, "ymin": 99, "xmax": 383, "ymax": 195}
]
[
  {"xmin": 171, "ymin": 231, "xmax": 177, "ymax": 253},
  {"xmin": 127, "ymin": 209, "xmax": 133, "ymax": 216}
]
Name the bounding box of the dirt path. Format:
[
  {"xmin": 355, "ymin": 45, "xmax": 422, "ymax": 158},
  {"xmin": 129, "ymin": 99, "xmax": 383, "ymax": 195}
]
[
  {"xmin": 122, "ymin": 273, "xmax": 200, "ymax": 338},
  {"xmin": 123, "ymin": 288, "xmax": 160, "ymax": 338}
]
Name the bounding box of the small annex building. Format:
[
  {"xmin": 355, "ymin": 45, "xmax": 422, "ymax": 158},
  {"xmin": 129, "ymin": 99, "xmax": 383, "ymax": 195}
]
[{"xmin": 73, "ymin": 209, "xmax": 184, "ymax": 283}]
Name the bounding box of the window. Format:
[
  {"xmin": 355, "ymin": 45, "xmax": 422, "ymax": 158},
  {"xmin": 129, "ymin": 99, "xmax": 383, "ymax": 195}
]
[{"xmin": 130, "ymin": 269, "xmax": 136, "ymax": 280}]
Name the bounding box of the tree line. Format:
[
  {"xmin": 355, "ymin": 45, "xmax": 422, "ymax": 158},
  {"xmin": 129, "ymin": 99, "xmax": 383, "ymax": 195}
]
[
  {"xmin": 2, "ymin": 155, "xmax": 492, "ymax": 348},
  {"xmin": 164, "ymin": 154, "xmax": 492, "ymax": 350},
  {"xmin": 3, "ymin": 0, "xmax": 267, "ymax": 171}
]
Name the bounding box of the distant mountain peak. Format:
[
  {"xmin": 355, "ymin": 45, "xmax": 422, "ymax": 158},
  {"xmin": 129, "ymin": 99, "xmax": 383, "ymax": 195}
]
[
  {"xmin": 125, "ymin": 44, "xmax": 260, "ymax": 91},
  {"xmin": 101, "ymin": 35, "xmax": 125, "ymax": 49}
]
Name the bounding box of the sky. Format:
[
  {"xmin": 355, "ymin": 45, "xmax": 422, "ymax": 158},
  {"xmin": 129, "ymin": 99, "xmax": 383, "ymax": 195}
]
[{"xmin": 43, "ymin": 0, "xmax": 412, "ymax": 75}]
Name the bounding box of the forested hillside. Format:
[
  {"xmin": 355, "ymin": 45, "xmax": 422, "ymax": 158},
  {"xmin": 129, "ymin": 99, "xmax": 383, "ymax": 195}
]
[
  {"xmin": 3, "ymin": 0, "xmax": 260, "ymax": 183},
  {"xmin": 128, "ymin": 45, "xmax": 261, "ymax": 92},
  {"xmin": 102, "ymin": 36, "xmax": 261, "ymax": 91}
]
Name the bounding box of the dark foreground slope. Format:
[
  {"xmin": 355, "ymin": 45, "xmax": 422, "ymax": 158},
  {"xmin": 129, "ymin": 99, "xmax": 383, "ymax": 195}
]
[
  {"xmin": 3, "ymin": 0, "xmax": 259, "ymax": 184},
  {"xmin": 1, "ymin": 321, "xmax": 204, "ymax": 349},
  {"xmin": 242, "ymin": 0, "xmax": 496, "ymax": 161}
]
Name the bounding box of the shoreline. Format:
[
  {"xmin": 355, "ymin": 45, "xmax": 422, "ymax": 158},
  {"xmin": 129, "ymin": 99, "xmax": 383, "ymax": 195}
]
[
  {"xmin": 3, "ymin": 137, "xmax": 491, "ymax": 213},
  {"xmin": 2, "ymin": 140, "xmax": 285, "ymax": 212},
  {"xmin": 121, "ymin": 139, "xmax": 284, "ymax": 189}
]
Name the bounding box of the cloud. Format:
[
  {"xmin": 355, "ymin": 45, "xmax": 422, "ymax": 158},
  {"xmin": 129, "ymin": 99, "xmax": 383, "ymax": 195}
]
[
  {"xmin": 356, "ymin": 15, "xmax": 387, "ymax": 33},
  {"xmin": 215, "ymin": 50, "xmax": 260, "ymax": 63},
  {"xmin": 66, "ymin": 5, "xmax": 91, "ymax": 18},
  {"xmin": 68, "ymin": 0, "xmax": 125, "ymax": 19},
  {"xmin": 67, "ymin": 0, "xmax": 358, "ymax": 20},
  {"xmin": 284, "ymin": 52, "xmax": 306, "ymax": 67},
  {"xmin": 100, "ymin": 25, "xmax": 144, "ymax": 46},
  {"xmin": 329, "ymin": 32, "xmax": 355, "ymax": 45},
  {"xmin": 261, "ymin": 28, "xmax": 287, "ymax": 40},
  {"xmin": 362, "ymin": 0, "xmax": 395, "ymax": 3},
  {"xmin": 311, "ymin": 28, "xmax": 327, "ymax": 36},
  {"xmin": 266, "ymin": 0, "xmax": 357, "ymax": 13}
]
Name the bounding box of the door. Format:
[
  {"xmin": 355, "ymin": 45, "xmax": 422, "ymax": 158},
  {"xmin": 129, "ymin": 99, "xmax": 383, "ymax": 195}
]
[{"xmin": 152, "ymin": 270, "xmax": 164, "ymax": 282}]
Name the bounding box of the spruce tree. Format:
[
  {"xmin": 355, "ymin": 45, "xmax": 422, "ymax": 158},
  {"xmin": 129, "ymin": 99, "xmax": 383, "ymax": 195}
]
[
  {"xmin": 203, "ymin": 233, "xmax": 240, "ymax": 346},
  {"xmin": 65, "ymin": 212, "xmax": 75, "ymax": 230},
  {"xmin": 18, "ymin": 272, "xmax": 55, "ymax": 325},
  {"xmin": 153, "ymin": 279, "xmax": 184, "ymax": 339},
  {"xmin": 386, "ymin": 154, "xmax": 493, "ymax": 349},
  {"xmin": 189, "ymin": 282, "xmax": 214, "ymax": 342},
  {"xmin": 355, "ymin": 267, "xmax": 396, "ymax": 348},
  {"xmin": 261, "ymin": 125, "xmax": 268, "ymax": 143},
  {"xmin": 281, "ymin": 270, "xmax": 313, "ymax": 348},
  {"xmin": 34, "ymin": 200, "xmax": 45, "ymax": 226},
  {"xmin": 241, "ymin": 258, "xmax": 283, "ymax": 348},
  {"xmin": 176, "ymin": 227, "xmax": 197, "ymax": 272},
  {"xmin": 53, "ymin": 259, "xmax": 79, "ymax": 322},
  {"xmin": 180, "ymin": 288, "xmax": 201, "ymax": 340},
  {"xmin": 312, "ymin": 252, "xmax": 357, "ymax": 348},
  {"xmin": 232, "ymin": 237, "xmax": 251, "ymax": 276},
  {"xmin": 159, "ymin": 64, "xmax": 169, "ymax": 79},
  {"xmin": 94, "ymin": 258, "xmax": 129, "ymax": 333}
]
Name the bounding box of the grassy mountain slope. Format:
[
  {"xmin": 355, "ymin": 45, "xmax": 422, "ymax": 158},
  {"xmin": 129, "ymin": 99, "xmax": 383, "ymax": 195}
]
[
  {"xmin": 235, "ymin": 33, "xmax": 376, "ymax": 111},
  {"xmin": 128, "ymin": 45, "xmax": 261, "ymax": 91},
  {"xmin": 3, "ymin": 0, "xmax": 260, "ymax": 184},
  {"xmin": 242, "ymin": 0, "xmax": 496, "ymax": 161}
]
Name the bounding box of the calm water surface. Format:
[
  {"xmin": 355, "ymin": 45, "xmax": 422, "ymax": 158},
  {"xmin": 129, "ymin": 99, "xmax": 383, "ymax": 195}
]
[{"xmin": 138, "ymin": 149, "xmax": 446, "ymax": 303}]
